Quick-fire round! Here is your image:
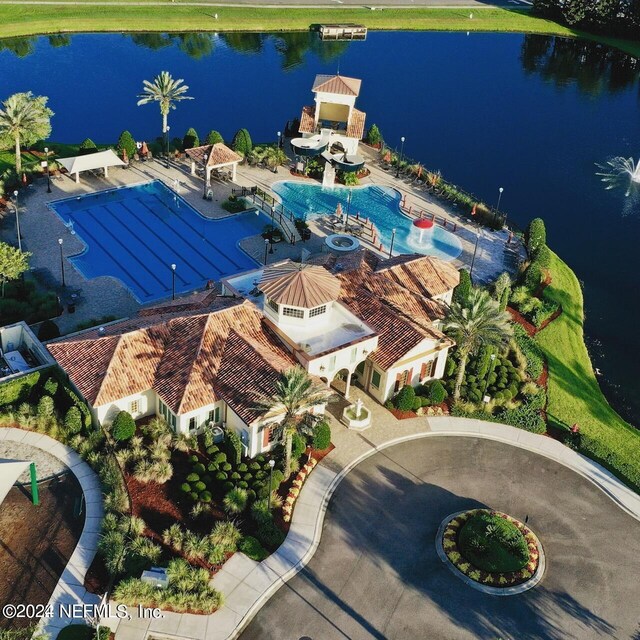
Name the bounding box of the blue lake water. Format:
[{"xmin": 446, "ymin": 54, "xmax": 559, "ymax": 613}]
[
  {"xmin": 1, "ymin": 31, "xmax": 639, "ymax": 421},
  {"xmin": 272, "ymin": 181, "xmax": 462, "ymax": 260},
  {"xmin": 50, "ymin": 181, "xmax": 265, "ymax": 303}
]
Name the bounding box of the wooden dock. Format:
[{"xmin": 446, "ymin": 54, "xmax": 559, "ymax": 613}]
[{"xmin": 317, "ymin": 24, "xmax": 367, "ymax": 41}]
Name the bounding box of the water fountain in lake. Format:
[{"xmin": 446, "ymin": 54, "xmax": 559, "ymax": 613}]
[{"xmin": 596, "ymin": 156, "xmax": 640, "ymax": 197}]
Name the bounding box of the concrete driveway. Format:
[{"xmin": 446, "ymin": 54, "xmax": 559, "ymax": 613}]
[{"xmin": 241, "ymin": 437, "xmax": 640, "ymax": 640}]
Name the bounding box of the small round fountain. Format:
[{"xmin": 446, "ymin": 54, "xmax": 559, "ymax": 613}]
[
  {"xmin": 596, "ymin": 156, "xmax": 640, "ymax": 196},
  {"xmin": 341, "ymin": 397, "xmax": 371, "ymax": 431}
]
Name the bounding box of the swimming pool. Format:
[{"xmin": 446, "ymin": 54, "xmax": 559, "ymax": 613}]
[
  {"xmin": 50, "ymin": 181, "xmax": 267, "ymax": 303},
  {"xmin": 272, "ymin": 181, "xmax": 463, "ymax": 261}
]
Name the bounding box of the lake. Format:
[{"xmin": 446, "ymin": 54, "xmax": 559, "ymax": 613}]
[{"xmin": 1, "ymin": 30, "xmax": 639, "ymax": 422}]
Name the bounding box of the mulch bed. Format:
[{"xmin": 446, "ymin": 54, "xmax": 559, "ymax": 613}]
[
  {"xmin": 1, "ymin": 474, "xmax": 84, "ymax": 629},
  {"xmin": 390, "ymin": 402, "xmax": 450, "ymax": 421}
]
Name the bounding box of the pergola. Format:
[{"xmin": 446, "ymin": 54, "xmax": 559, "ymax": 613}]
[
  {"xmin": 186, "ymin": 143, "xmax": 242, "ymax": 188},
  {"xmin": 57, "ymin": 149, "xmax": 126, "ymax": 183}
]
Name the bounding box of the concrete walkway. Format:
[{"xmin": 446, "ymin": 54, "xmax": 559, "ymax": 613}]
[
  {"xmin": 0, "ymin": 427, "xmax": 103, "ymax": 639},
  {"xmin": 108, "ymin": 414, "xmax": 640, "ymax": 640}
]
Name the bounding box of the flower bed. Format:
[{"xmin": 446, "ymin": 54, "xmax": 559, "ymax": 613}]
[
  {"xmin": 282, "ymin": 457, "xmax": 317, "ymax": 523},
  {"xmin": 442, "ymin": 509, "xmax": 540, "ymax": 587}
]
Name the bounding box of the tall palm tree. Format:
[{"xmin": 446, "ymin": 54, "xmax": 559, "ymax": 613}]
[
  {"xmin": 259, "ymin": 366, "xmax": 331, "ymax": 479},
  {"xmin": 445, "ymin": 288, "xmax": 513, "ymax": 401},
  {"xmin": 0, "ymin": 92, "xmax": 53, "ymax": 174},
  {"xmin": 136, "ymin": 71, "xmax": 193, "ymax": 135}
]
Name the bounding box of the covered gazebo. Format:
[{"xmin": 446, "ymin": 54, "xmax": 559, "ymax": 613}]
[
  {"xmin": 186, "ymin": 143, "xmax": 242, "ymax": 188},
  {"xmin": 0, "ymin": 459, "xmax": 39, "ymax": 506},
  {"xmin": 57, "ymin": 149, "xmax": 126, "ymax": 183}
]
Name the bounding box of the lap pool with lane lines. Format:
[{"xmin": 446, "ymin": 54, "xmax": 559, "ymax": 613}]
[{"xmin": 49, "ymin": 180, "xmax": 268, "ymax": 304}]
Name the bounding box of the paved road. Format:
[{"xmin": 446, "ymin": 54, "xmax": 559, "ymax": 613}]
[{"xmin": 241, "ymin": 437, "xmax": 640, "ymax": 640}]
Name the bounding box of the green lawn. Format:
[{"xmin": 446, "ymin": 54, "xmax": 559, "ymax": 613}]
[
  {"xmin": 536, "ymin": 252, "xmax": 640, "ymax": 492},
  {"xmin": 0, "ymin": 6, "xmax": 638, "ymax": 57}
]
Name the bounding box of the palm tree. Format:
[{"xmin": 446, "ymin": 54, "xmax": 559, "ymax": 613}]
[
  {"xmin": 445, "ymin": 288, "xmax": 513, "ymax": 401},
  {"xmin": 259, "ymin": 366, "xmax": 331, "ymax": 479},
  {"xmin": 0, "ymin": 92, "xmax": 53, "ymax": 174},
  {"xmin": 136, "ymin": 71, "xmax": 193, "ymax": 136}
]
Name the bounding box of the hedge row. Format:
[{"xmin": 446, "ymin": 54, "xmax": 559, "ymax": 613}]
[{"xmin": 513, "ymin": 325, "xmax": 544, "ymax": 380}]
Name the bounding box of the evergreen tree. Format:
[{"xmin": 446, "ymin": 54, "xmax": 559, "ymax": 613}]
[
  {"xmin": 116, "ymin": 130, "xmax": 137, "ymax": 159},
  {"xmin": 232, "ymin": 128, "xmax": 252, "ymax": 156},
  {"xmin": 205, "ymin": 130, "xmax": 223, "ymax": 145},
  {"xmin": 182, "ymin": 127, "xmax": 199, "ymax": 150}
]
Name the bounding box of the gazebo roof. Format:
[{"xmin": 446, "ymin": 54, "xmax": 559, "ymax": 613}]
[
  {"xmin": 312, "ymin": 74, "xmax": 361, "ymax": 97},
  {"xmin": 0, "ymin": 459, "xmax": 30, "ymax": 507},
  {"xmin": 259, "ymin": 260, "xmax": 341, "ymax": 308},
  {"xmin": 185, "ymin": 143, "xmax": 242, "ymax": 168},
  {"xmin": 57, "ymin": 149, "xmax": 125, "ymax": 174}
]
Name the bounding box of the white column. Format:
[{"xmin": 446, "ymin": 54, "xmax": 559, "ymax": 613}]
[
  {"xmin": 232, "ymin": 163, "xmax": 237, "ymax": 182},
  {"xmin": 344, "ymin": 371, "xmax": 352, "ymax": 399},
  {"xmin": 75, "ymin": 172, "xmax": 80, "ymax": 184},
  {"xmin": 104, "ymin": 165, "xmax": 108, "ymax": 178},
  {"xmin": 191, "ymin": 161, "xmax": 196, "ymax": 176}
]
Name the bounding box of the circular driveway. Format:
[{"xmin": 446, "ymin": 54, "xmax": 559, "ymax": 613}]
[{"xmin": 241, "ymin": 437, "xmax": 640, "ymax": 640}]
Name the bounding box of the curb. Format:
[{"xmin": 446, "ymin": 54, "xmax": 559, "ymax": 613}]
[{"xmin": 434, "ymin": 510, "xmax": 546, "ymax": 596}]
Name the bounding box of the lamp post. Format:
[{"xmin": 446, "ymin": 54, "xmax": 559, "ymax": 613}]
[
  {"xmin": 164, "ymin": 125, "xmax": 171, "ymax": 168},
  {"xmin": 345, "ymin": 189, "xmax": 352, "ymax": 228},
  {"xmin": 496, "ymin": 187, "xmax": 504, "ymax": 212},
  {"xmin": 13, "ymin": 190, "xmax": 21, "ymax": 253},
  {"xmin": 58, "ymin": 238, "xmax": 65, "ymax": 287},
  {"xmin": 469, "ymin": 223, "xmax": 482, "ymax": 281},
  {"xmin": 44, "ymin": 147, "xmax": 51, "ymax": 193},
  {"xmin": 277, "ymin": 130, "xmax": 281, "ymax": 149},
  {"xmin": 171, "ymin": 263, "xmax": 176, "ymax": 300},
  {"xmin": 395, "ymin": 136, "xmax": 405, "ymax": 179},
  {"xmin": 264, "ymin": 238, "xmax": 269, "ymax": 265},
  {"xmin": 268, "ymin": 459, "xmax": 276, "ymax": 510},
  {"xmin": 389, "ymin": 228, "xmax": 396, "ymax": 258}
]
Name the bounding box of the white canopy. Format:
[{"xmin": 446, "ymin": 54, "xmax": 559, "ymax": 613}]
[
  {"xmin": 0, "ymin": 458, "xmax": 31, "ymax": 507},
  {"xmin": 58, "ymin": 149, "xmax": 126, "ymax": 183}
]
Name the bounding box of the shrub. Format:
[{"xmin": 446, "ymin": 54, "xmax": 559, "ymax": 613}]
[
  {"xmin": 312, "ymin": 421, "xmax": 331, "ymax": 451},
  {"xmin": 525, "ymin": 218, "xmax": 546, "ymax": 257},
  {"xmin": 365, "ymin": 123, "xmax": 383, "ymax": 146},
  {"xmin": 221, "ymin": 462, "xmax": 232, "ymax": 472},
  {"xmin": 193, "ymin": 462, "xmax": 206, "ymax": 474},
  {"xmin": 116, "ymin": 130, "xmax": 137, "ymax": 159},
  {"xmin": 78, "ymin": 138, "xmax": 98, "ymax": 155},
  {"xmin": 43, "ymin": 376, "xmax": 59, "ymax": 396},
  {"xmin": 226, "ymin": 430, "xmax": 243, "ymax": 466},
  {"xmin": 210, "ymin": 520, "xmax": 242, "ymax": 552},
  {"xmin": 111, "ymin": 411, "xmax": 136, "ymax": 442},
  {"xmin": 243, "ymin": 473, "xmax": 253, "ymax": 482},
  {"xmin": 207, "ymin": 462, "xmax": 218, "ymax": 472},
  {"xmin": 249, "ymin": 461, "xmax": 261, "ymax": 471},
  {"xmin": 256, "ymin": 521, "xmax": 285, "ymax": 549},
  {"xmin": 180, "ymin": 483, "xmax": 191, "ymax": 493},
  {"xmin": 199, "ymin": 490, "xmax": 212, "ymax": 502},
  {"xmin": 291, "ymin": 432, "xmax": 306, "ymax": 460},
  {"xmin": 187, "ymin": 472, "xmax": 200, "ymax": 483},
  {"xmin": 452, "ymin": 269, "xmax": 471, "ymax": 304},
  {"xmin": 37, "ymin": 395, "xmax": 54, "ymax": 418},
  {"xmin": 535, "ymin": 244, "xmax": 551, "ymax": 269},
  {"xmin": 64, "ymin": 406, "xmax": 83, "ymax": 435},
  {"xmin": 239, "ymin": 535, "xmax": 268, "ymax": 561},
  {"xmin": 524, "ymin": 263, "xmax": 543, "ymax": 291},
  {"xmin": 205, "ymin": 130, "xmax": 224, "ymax": 145},
  {"xmin": 230, "ymin": 472, "xmax": 241, "ymax": 481},
  {"xmin": 0, "ymin": 370, "xmax": 40, "ymax": 407},
  {"xmin": 182, "ymin": 127, "xmax": 199, "ymax": 150},
  {"xmin": 269, "ymin": 469, "xmax": 284, "ymax": 492},
  {"xmin": 232, "ymin": 128, "xmax": 252, "ymax": 156},
  {"xmin": 223, "ymin": 487, "xmax": 248, "ymax": 513},
  {"xmin": 395, "ymin": 385, "xmax": 416, "ymax": 411},
  {"xmin": 429, "ymin": 379, "xmax": 447, "ymax": 405},
  {"xmin": 531, "ymin": 298, "xmax": 560, "ymax": 328},
  {"xmin": 38, "ymin": 319, "xmax": 60, "ymax": 340},
  {"xmin": 214, "ymin": 452, "xmax": 227, "ymax": 465},
  {"xmin": 412, "ymin": 397, "xmax": 422, "ymax": 411},
  {"xmin": 215, "ymin": 471, "xmax": 228, "ymax": 481},
  {"xmin": 222, "ymin": 481, "xmax": 234, "ymax": 492},
  {"xmin": 206, "ymin": 444, "xmax": 219, "ymax": 455}
]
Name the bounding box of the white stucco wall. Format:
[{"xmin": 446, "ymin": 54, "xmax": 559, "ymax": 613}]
[{"xmin": 95, "ymin": 389, "xmax": 156, "ymax": 425}]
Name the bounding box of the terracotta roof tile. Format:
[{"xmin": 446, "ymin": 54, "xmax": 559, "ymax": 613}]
[
  {"xmin": 347, "ymin": 108, "xmax": 366, "ymax": 140},
  {"xmin": 376, "ymin": 255, "xmax": 460, "ymax": 298},
  {"xmin": 299, "ymin": 106, "xmax": 316, "ymax": 134},
  {"xmin": 185, "ymin": 143, "xmax": 242, "ymax": 167},
  {"xmin": 312, "ymin": 74, "xmax": 361, "ymax": 96}
]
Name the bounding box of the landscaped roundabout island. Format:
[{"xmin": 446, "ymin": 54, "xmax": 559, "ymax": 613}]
[{"xmin": 438, "ymin": 509, "xmax": 544, "ymax": 594}]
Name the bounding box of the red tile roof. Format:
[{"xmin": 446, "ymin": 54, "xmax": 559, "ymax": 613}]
[
  {"xmin": 299, "ymin": 106, "xmax": 316, "ymax": 135},
  {"xmin": 186, "ymin": 143, "xmax": 242, "ymax": 167},
  {"xmin": 312, "ymin": 74, "xmax": 361, "ymax": 96},
  {"xmin": 375, "ymin": 254, "xmax": 460, "ymax": 298},
  {"xmin": 347, "ymin": 108, "xmax": 366, "ymax": 140}
]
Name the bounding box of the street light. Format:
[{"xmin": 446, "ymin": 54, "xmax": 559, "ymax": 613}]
[
  {"xmin": 58, "ymin": 238, "xmax": 65, "ymax": 287},
  {"xmin": 345, "ymin": 189, "xmax": 352, "ymax": 228},
  {"xmin": 469, "ymin": 223, "xmax": 482, "ymax": 281},
  {"xmin": 268, "ymin": 459, "xmax": 276, "ymax": 510},
  {"xmin": 496, "ymin": 187, "xmax": 504, "ymax": 212},
  {"xmin": 395, "ymin": 136, "xmax": 405, "ymax": 179},
  {"xmin": 171, "ymin": 263, "xmax": 176, "ymax": 300},
  {"xmin": 264, "ymin": 238, "xmax": 269, "ymax": 265},
  {"xmin": 389, "ymin": 228, "xmax": 396, "ymax": 258},
  {"xmin": 164, "ymin": 124, "xmax": 171, "ymax": 168},
  {"xmin": 277, "ymin": 130, "xmax": 281, "ymax": 149},
  {"xmin": 44, "ymin": 147, "xmax": 51, "ymax": 193},
  {"xmin": 13, "ymin": 190, "xmax": 21, "ymax": 253}
]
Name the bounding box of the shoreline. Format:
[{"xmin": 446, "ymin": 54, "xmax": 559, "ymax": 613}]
[{"xmin": 0, "ymin": 7, "xmax": 638, "ymax": 57}]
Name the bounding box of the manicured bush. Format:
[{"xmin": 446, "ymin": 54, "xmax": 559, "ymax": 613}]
[
  {"xmin": 535, "ymin": 244, "xmax": 551, "ymax": 269},
  {"xmin": 187, "ymin": 472, "xmax": 200, "ymax": 483},
  {"xmin": 214, "ymin": 452, "xmax": 227, "ymax": 465},
  {"xmin": 269, "ymin": 469, "xmax": 284, "ymax": 492},
  {"xmin": 64, "ymin": 406, "xmax": 83, "ymax": 435},
  {"xmin": 232, "ymin": 128, "xmax": 252, "ymax": 156},
  {"xmin": 215, "ymin": 471, "xmax": 228, "ymax": 481},
  {"xmin": 206, "ymin": 445, "xmax": 219, "ymax": 455},
  {"xmin": 243, "ymin": 473, "xmax": 253, "ymax": 482},
  {"xmin": 312, "ymin": 421, "xmax": 331, "ymax": 451},
  {"xmin": 37, "ymin": 395, "xmax": 55, "ymax": 418},
  {"xmin": 38, "ymin": 319, "xmax": 60, "ymax": 340},
  {"xmin": 531, "ymin": 298, "xmax": 560, "ymax": 328},
  {"xmin": 452, "ymin": 269, "xmax": 471, "ymax": 304},
  {"xmin": 221, "ymin": 462, "xmax": 232, "ymax": 472},
  {"xmin": 193, "ymin": 462, "xmax": 206, "ymax": 474},
  {"xmin": 525, "ymin": 218, "xmax": 546, "ymax": 257},
  {"xmin": 223, "ymin": 487, "xmax": 248, "ymax": 513},
  {"xmin": 194, "ymin": 481, "xmax": 206, "ymax": 492},
  {"xmin": 78, "ymin": 138, "xmax": 98, "ymax": 155},
  {"xmin": 111, "ymin": 410, "xmax": 135, "ymax": 441},
  {"xmin": 249, "ymin": 461, "xmax": 261, "ymax": 471},
  {"xmin": 256, "ymin": 520, "xmax": 285, "ymax": 549},
  {"xmin": 189, "ymin": 455, "xmax": 199, "ymax": 463},
  {"xmin": 43, "ymin": 376, "xmax": 59, "ymax": 396},
  {"xmin": 205, "ymin": 130, "xmax": 224, "ymax": 145},
  {"xmin": 395, "ymin": 385, "xmax": 416, "ymax": 411},
  {"xmin": 237, "ymin": 463, "xmax": 248, "ymax": 473},
  {"xmin": 239, "ymin": 535, "xmax": 268, "ymax": 561},
  {"xmin": 207, "ymin": 462, "xmax": 218, "ymax": 472},
  {"xmin": 291, "ymin": 432, "xmax": 306, "ymax": 460},
  {"xmin": 237, "ymin": 480, "xmax": 248, "ymax": 489},
  {"xmin": 182, "ymin": 127, "xmax": 200, "ymax": 150},
  {"xmin": 181, "ymin": 483, "xmax": 191, "ymax": 493},
  {"xmin": 524, "ymin": 262, "xmax": 543, "ymax": 290},
  {"xmin": 0, "ymin": 370, "xmax": 41, "ymax": 407},
  {"xmin": 116, "ymin": 130, "xmax": 137, "ymax": 159},
  {"xmin": 226, "ymin": 430, "xmax": 243, "ymax": 466},
  {"xmin": 365, "ymin": 123, "xmax": 383, "ymax": 146},
  {"xmin": 412, "ymin": 397, "xmax": 422, "ymax": 411},
  {"xmin": 429, "ymin": 379, "xmax": 447, "ymax": 405},
  {"xmin": 230, "ymin": 472, "xmax": 241, "ymax": 481},
  {"xmin": 222, "ymin": 481, "xmax": 234, "ymax": 492},
  {"xmin": 255, "ymin": 454, "xmax": 266, "ymax": 463},
  {"xmin": 199, "ymin": 490, "xmax": 212, "ymax": 502}
]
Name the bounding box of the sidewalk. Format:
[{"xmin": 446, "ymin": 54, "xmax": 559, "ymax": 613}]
[
  {"xmin": 107, "ymin": 408, "xmax": 640, "ymax": 640},
  {"xmin": 0, "ymin": 427, "xmax": 103, "ymax": 639}
]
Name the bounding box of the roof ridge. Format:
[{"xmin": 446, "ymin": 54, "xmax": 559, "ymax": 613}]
[
  {"xmin": 93, "ymin": 334, "xmax": 128, "ymax": 405},
  {"xmin": 175, "ymin": 314, "xmax": 212, "ymax": 415}
]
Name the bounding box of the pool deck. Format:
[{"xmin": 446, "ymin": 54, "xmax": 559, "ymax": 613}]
[{"xmin": 2, "ymin": 145, "xmax": 523, "ymax": 338}]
